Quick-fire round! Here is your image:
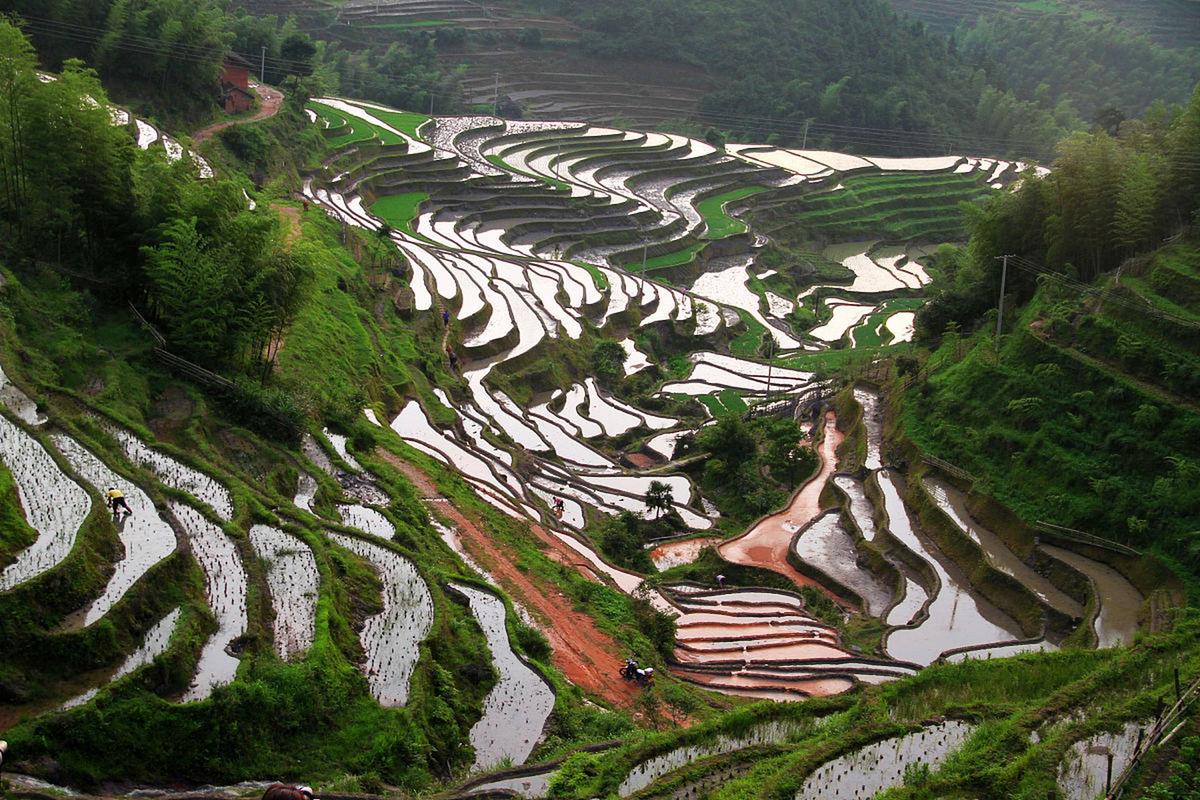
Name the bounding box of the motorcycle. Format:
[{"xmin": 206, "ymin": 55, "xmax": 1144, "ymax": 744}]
[{"xmin": 620, "ymin": 661, "xmax": 654, "ymax": 686}]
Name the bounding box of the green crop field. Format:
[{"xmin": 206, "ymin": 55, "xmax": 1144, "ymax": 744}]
[
  {"xmin": 753, "ymin": 171, "xmax": 997, "ymax": 242},
  {"xmin": 369, "ymin": 107, "xmax": 430, "ymax": 138},
  {"xmin": 850, "ymin": 297, "xmax": 926, "ymax": 347},
  {"xmin": 638, "ymin": 242, "xmax": 707, "ymax": 272},
  {"xmin": 370, "ymin": 192, "xmax": 429, "ymax": 235},
  {"xmin": 698, "ymin": 186, "xmax": 770, "ymax": 239},
  {"xmin": 307, "ymin": 103, "xmax": 377, "ymax": 148}
]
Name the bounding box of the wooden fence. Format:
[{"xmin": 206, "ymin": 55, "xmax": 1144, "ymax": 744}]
[
  {"xmin": 1107, "ymin": 670, "xmax": 1200, "ymax": 799},
  {"xmin": 1033, "ymin": 521, "xmax": 1142, "ymax": 557},
  {"xmin": 921, "ymin": 455, "xmax": 975, "ymax": 484}
]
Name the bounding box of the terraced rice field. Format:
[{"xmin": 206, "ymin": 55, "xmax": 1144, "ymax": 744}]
[
  {"xmin": 0, "ymin": 93, "xmax": 1101, "ymax": 762},
  {"xmin": 50, "ymin": 434, "xmax": 178, "ymax": 628},
  {"xmin": 757, "ymin": 171, "xmax": 997, "ymax": 243}
]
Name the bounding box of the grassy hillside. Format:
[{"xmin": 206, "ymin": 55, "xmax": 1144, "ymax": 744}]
[{"xmin": 899, "ymin": 239, "xmax": 1200, "ymax": 582}]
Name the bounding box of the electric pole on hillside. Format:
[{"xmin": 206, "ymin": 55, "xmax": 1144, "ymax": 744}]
[
  {"xmin": 765, "ymin": 337, "xmax": 775, "ymax": 410},
  {"xmin": 995, "ymin": 254, "xmax": 1013, "ymax": 349},
  {"xmin": 801, "ymin": 119, "xmax": 810, "ymax": 149},
  {"xmin": 493, "ymin": 72, "xmax": 500, "ymax": 116},
  {"xmin": 641, "ymin": 243, "xmax": 648, "ymax": 271},
  {"xmin": 260, "ymin": 46, "xmax": 266, "ymax": 83}
]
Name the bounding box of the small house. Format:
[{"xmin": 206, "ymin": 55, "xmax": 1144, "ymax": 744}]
[{"xmin": 219, "ymin": 53, "xmax": 256, "ymax": 114}]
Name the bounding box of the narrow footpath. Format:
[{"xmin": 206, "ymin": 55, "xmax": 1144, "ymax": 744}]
[{"xmin": 192, "ymin": 81, "xmax": 284, "ymax": 145}]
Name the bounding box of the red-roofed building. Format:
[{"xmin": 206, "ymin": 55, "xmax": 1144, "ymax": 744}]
[{"xmin": 219, "ymin": 53, "xmax": 255, "ymax": 113}]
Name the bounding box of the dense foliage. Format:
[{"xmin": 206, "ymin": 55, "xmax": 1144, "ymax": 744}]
[
  {"xmin": 688, "ymin": 416, "xmax": 817, "ymax": 522},
  {"xmin": 902, "ymin": 87, "xmax": 1200, "ymax": 571},
  {"xmin": 0, "ymin": 20, "xmax": 313, "ymax": 406},
  {"xmin": 1, "ymin": 0, "xmax": 229, "ymax": 115},
  {"xmin": 918, "ymin": 85, "xmax": 1200, "ymax": 339},
  {"xmin": 1, "ymin": 0, "xmax": 464, "ymax": 123},
  {"xmin": 959, "ymin": 13, "xmax": 1199, "ymax": 122},
  {"xmin": 526, "ymin": 0, "xmax": 1079, "ymax": 155}
]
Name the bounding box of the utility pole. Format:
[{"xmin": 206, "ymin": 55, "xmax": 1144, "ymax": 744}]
[
  {"xmin": 429, "ymin": 92, "xmax": 435, "ymax": 116},
  {"xmin": 995, "ymin": 254, "xmax": 1012, "ymax": 349},
  {"xmin": 492, "ymin": 72, "xmax": 500, "ymax": 117},
  {"xmin": 765, "ymin": 336, "xmax": 775, "ymax": 404},
  {"xmin": 641, "ymin": 243, "xmax": 648, "ymax": 271},
  {"xmin": 260, "ymin": 46, "xmax": 267, "ymax": 83},
  {"xmin": 801, "ymin": 119, "xmax": 810, "ymax": 149}
]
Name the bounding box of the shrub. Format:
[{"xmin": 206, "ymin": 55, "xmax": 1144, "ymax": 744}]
[
  {"xmin": 514, "ymin": 621, "xmax": 551, "ymax": 661},
  {"xmin": 516, "ymin": 27, "xmax": 543, "ymax": 47},
  {"xmin": 219, "ymin": 378, "xmax": 305, "ymax": 444}
]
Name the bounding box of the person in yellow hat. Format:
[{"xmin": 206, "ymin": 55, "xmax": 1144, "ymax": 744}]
[{"xmin": 105, "ymin": 486, "xmax": 132, "ymax": 517}]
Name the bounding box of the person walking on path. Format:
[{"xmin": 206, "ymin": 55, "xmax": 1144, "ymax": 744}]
[
  {"xmin": 716, "ymin": 573, "xmax": 726, "ymax": 588},
  {"xmin": 106, "ymin": 487, "xmax": 132, "ymax": 516},
  {"xmin": 442, "ymin": 308, "xmax": 451, "ymax": 327}
]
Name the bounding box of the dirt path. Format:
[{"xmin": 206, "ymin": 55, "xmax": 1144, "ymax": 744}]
[
  {"xmin": 718, "ymin": 411, "xmax": 852, "ymax": 606},
  {"xmin": 378, "ymin": 451, "xmax": 641, "ymax": 709},
  {"xmin": 274, "ymin": 203, "xmax": 302, "ymax": 242},
  {"xmin": 192, "ymin": 81, "xmax": 284, "ymax": 145}
]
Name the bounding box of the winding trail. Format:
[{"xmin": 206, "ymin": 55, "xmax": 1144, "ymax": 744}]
[
  {"xmin": 191, "ymin": 81, "xmax": 283, "ymax": 145},
  {"xmin": 717, "ymin": 411, "xmax": 850, "ymax": 605},
  {"xmin": 378, "ymin": 450, "xmax": 641, "ymax": 709}
]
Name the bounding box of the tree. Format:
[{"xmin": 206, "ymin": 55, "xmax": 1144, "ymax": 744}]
[
  {"xmin": 644, "ymin": 480, "xmax": 673, "ymax": 519},
  {"xmin": 591, "ymin": 340, "xmax": 625, "ymax": 385},
  {"xmin": 1112, "ymin": 153, "xmax": 1162, "ymax": 253}
]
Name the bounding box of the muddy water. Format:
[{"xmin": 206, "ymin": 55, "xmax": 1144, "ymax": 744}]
[
  {"xmin": 0, "ymin": 365, "xmax": 46, "ymax": 426},
  {"xmin": 327, "ymin": 532, "xmax": 433, "ymax": 707},
  {"xmin": 249, "ymin": 525, "xmax": 318, "ymax": 661},
  {"xmin": 61, "ymin": 607, "xmax": 181, "ymax": 709},
  {"xmin": 795, "ymin": 720, "xmax": 975, "ymax": 800},
  {"xmin": 1057, "ymin": 720, "xmax": 1147, "ymax": 800},
  {"xmin": 944, "ymin": 639, "xmax": 1056, "ymax": 662},
  {"xmin": 172, "ymin": 502, "xmax": 246, "ymax": 701},
  {"xmin": 878, "ymin": 470, "xmax": 1022, "ymax": 665},
  {"xmin": 107, "ymin": 426, "xmax": 233, "ymax": 520},
  {"xmin": 719, "ymin": 412, "xmax": 844, "ymax": 595},
  {"xmin": 1041, "ymin": 545, "xmax": 1142, "ymax": 648},
  {"xmin": 52, "ymin": 435, "xmax": 177, "ymax": 627},
  {"xmin": 293, "ymin": 471, "xmax": 318, "ymax": 513},
  {"xmin": 832, "ymin": 475, "xmax": 879, "ymax": 541},
  {"xmin": 649, "ymin": 536, "xmax": 721, "ymax": 571},
  {"xmin": 468, "ymin": 769, "xmax": 555, "ymax": 799},
  {"xmin": 677, "ymin": 670, "xmax": 855, "ymax": 699},
  {"xmin": 853, "ymin": 387, "xmax": 884, "ymax": 470},
  {"xmin": 338, "ymin": 504, "xmax": 395, "ymax": 541},
  {"xmin": 791, "ymin": 512, "xmax": 892, "ymax": 615},
  {"xmin": 0, "ymin": 417, "xmax": 91, "ymax": 591},
  {"xmin": 450, "ymin": 583, "xmax": 555, "ymax": 770},
  {"xmin": 619, "ymin": 719, "xmax": 807, "ymax": 797},
  {"xmin": 885, "ymin": 575, "xmax": 929, "ymax": 627},
  {"xmin": 923, "ymin": 477, "xmax": 1082, "ymax": 619}
]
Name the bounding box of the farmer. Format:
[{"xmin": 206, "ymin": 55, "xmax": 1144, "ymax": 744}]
[
  {"xmin": 448, "ymin": 350, "xmax": 459, "ymax": 371},
  {"xmin": 261, "ymin": 784, "xmax": 315, "ymax": 800},
  {"xmin": 106, "ymin": 487, "xmax": 132, "ymax": 516},
  {"xmin": 716, "ymin": 573, "xmax": 726, "ymax": 588},
  {"xmin": 553, "ymin": 496, "xmax": 565, "ymax": 518},
  {"xmin": 0, "ymin": 739, "xmax": 8, "ymax": 776},
  {"xmin": 442, "ymin": 308, "xmax": 451, "ymax": 327}
]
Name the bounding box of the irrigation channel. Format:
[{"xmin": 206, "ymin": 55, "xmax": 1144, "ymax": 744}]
[{"xmin": 0, "ymin": 96, "xmax": 1151, "ymax": 794}]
